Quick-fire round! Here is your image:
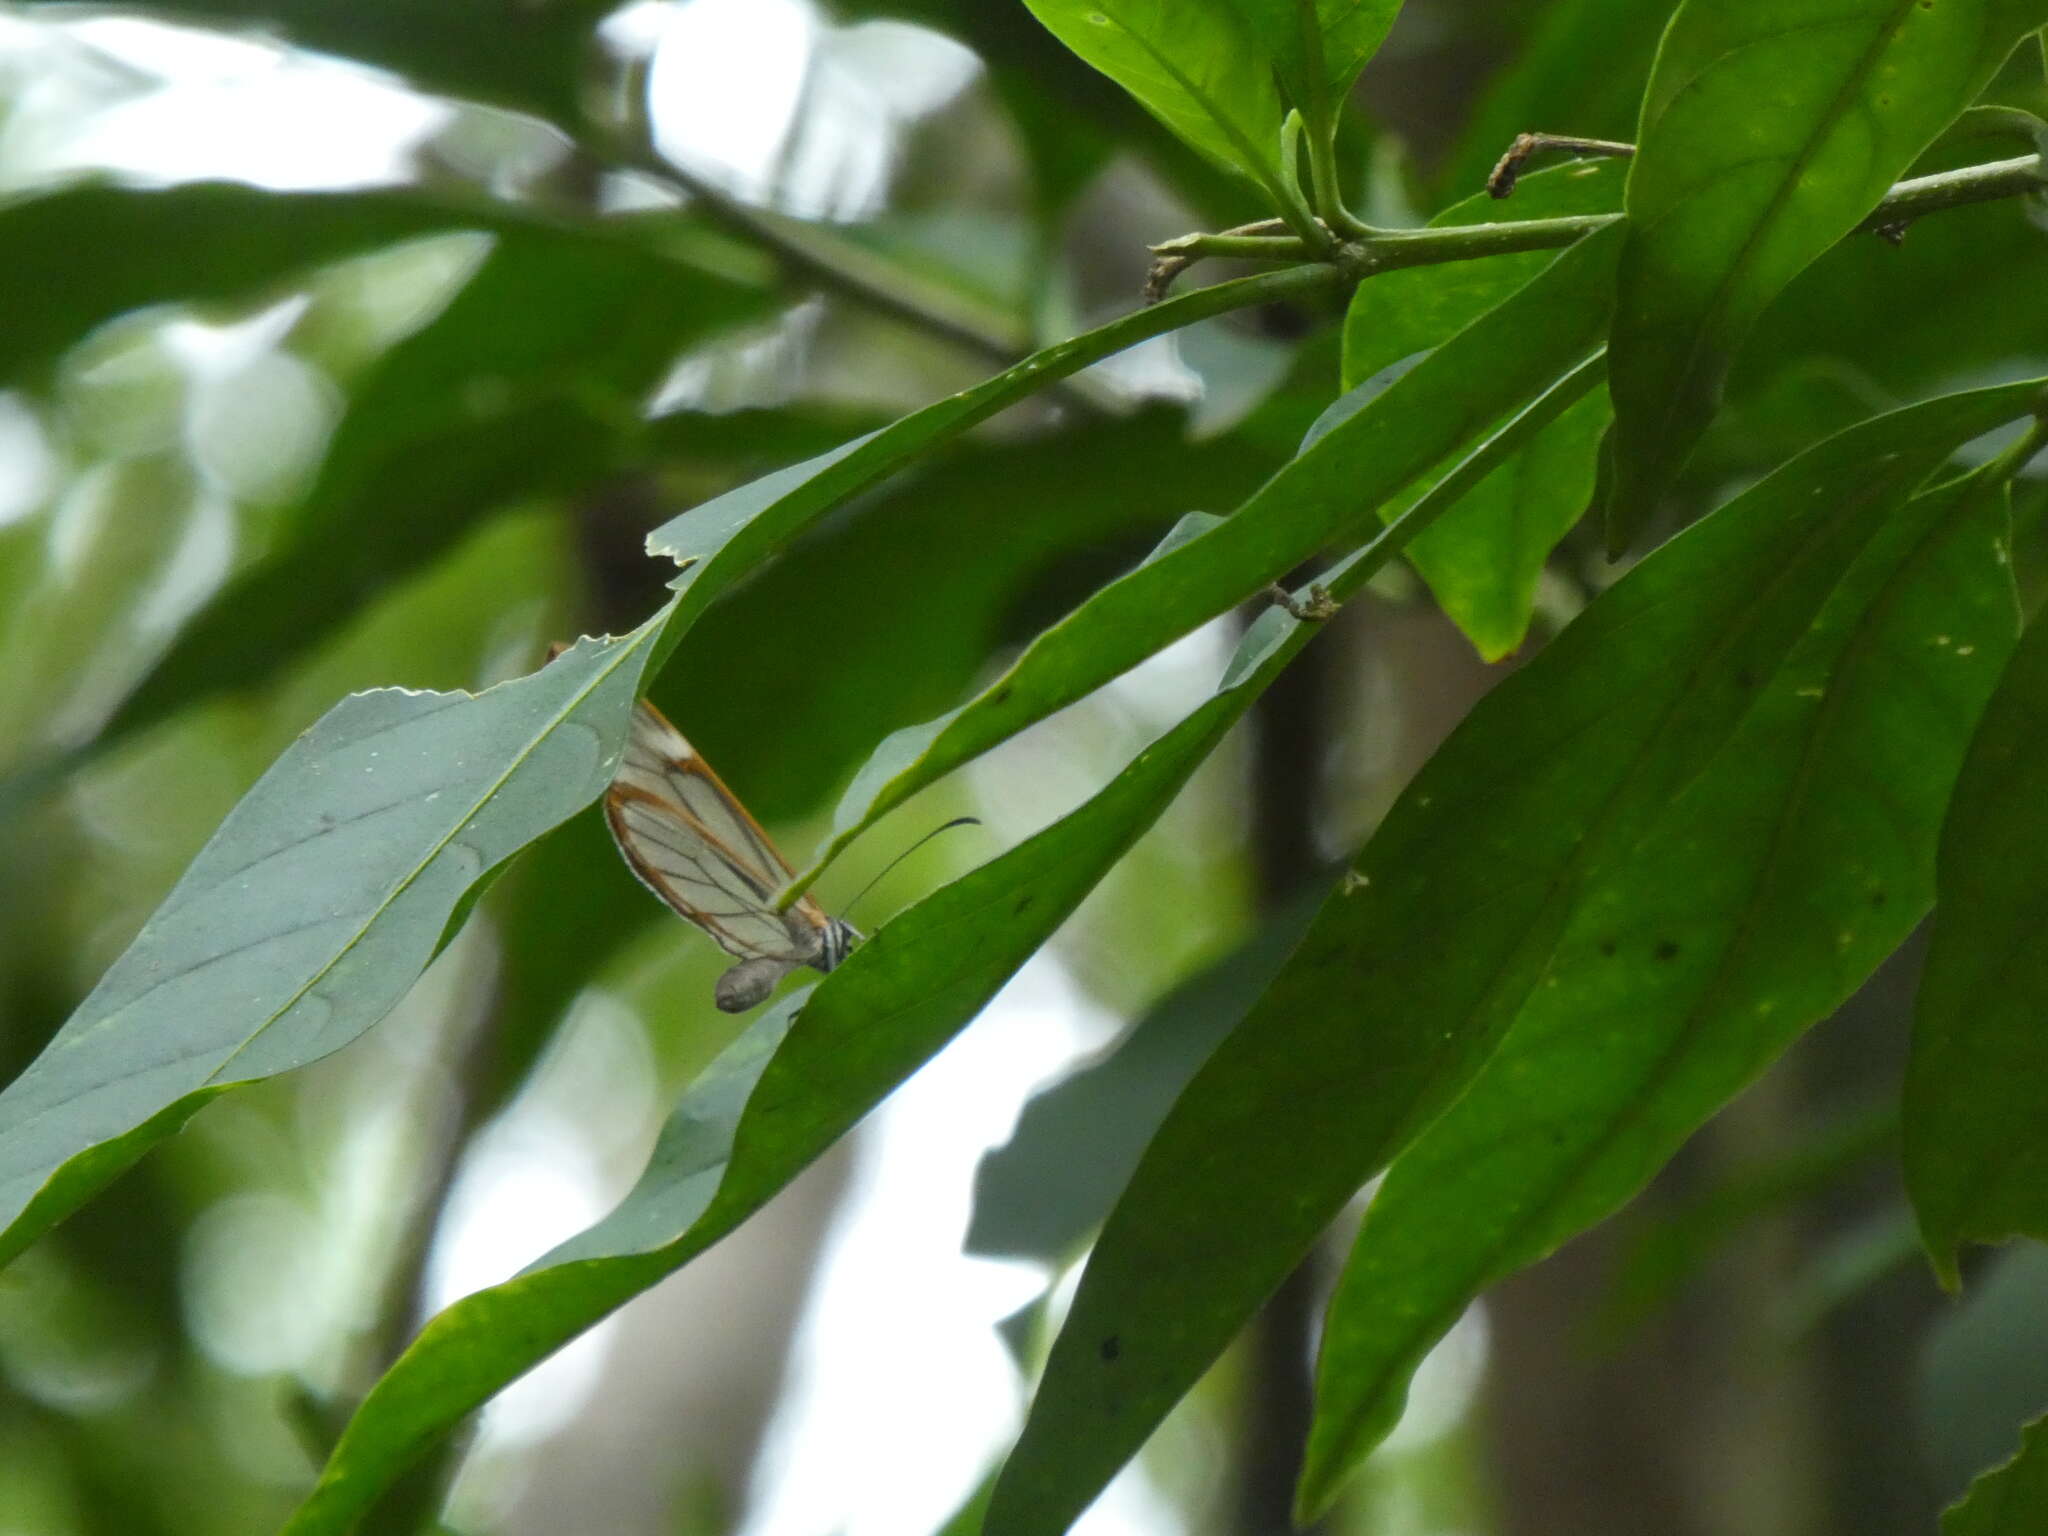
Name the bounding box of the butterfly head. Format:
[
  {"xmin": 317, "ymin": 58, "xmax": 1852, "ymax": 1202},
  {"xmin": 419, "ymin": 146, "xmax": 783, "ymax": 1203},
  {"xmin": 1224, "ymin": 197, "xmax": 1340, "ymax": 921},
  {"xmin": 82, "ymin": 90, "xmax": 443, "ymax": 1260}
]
[{"xmin": 816, "ymin": 917, "xmax": 860, "ymax": 972}]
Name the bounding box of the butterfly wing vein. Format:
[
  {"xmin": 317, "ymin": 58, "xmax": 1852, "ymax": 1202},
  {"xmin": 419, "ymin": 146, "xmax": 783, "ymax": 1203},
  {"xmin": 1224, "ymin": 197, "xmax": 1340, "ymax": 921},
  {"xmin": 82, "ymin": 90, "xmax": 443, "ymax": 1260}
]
[{"xmin": 604, "ymin": 702, "xmax": 831, "ymax": 967}]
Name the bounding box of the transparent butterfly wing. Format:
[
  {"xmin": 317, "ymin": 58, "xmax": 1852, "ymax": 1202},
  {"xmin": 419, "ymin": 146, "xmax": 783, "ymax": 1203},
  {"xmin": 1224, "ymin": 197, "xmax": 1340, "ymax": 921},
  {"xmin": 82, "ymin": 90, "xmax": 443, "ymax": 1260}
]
[{"xmin": 604, "ymin": 700, "xmax": 833, "ymax": 967}]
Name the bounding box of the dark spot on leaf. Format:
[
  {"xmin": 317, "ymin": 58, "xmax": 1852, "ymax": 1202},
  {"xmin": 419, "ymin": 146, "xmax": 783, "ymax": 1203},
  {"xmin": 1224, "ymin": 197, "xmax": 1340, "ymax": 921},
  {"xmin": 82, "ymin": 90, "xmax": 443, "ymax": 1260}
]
[
  {"xmin": 990, "ymin": 686, "xmax": 1013, "ymax": 706},
  {"xmin": 1099, "ymin": 1335, "xmax": 1121, "ymax": 1362},
  {"xmin": 1654, "ymin": 940, "xmax": 1679, "ymax": 962},
  {"xmin": 1736, "ymin": 668, "xmax": 1757, "ymax": 689},
  {"xmin": 1870, "ymin": 890, "xmax": 1887, "ymax": 909},
  {"xmin": 1599, "ymin": 939, "xmax": 1617, "ymax": 957},
  {"xmin": 1013, "ymin": 894, "xmax": 1035, "ymax": 916}
]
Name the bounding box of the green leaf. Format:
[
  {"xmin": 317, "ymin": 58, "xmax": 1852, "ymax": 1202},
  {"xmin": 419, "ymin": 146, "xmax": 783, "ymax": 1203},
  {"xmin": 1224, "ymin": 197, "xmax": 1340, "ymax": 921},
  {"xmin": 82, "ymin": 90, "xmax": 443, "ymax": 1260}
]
[
  {"xmin": 1345, "ymin": 162, "xmax": 1625, "ymax": 657},
  {"xmin": 1305, "ymin": 0, "xmax": 1402, "ymax": 105},
  {"xmin": 1739, "ymin": 199, "xmax": 2048, "ymax": 415},
  {"xmin": 283, "ymin": 362, "xmax": 1384, "ymax": 1522},
  {"xmin": 1019, "ymin": 0, "xmax": 1290, "ymax": 193},
  {"xmin": 1604, "ymin": 0, "xmax": 2048, "ymax": 550},
  {"xmin": 1300, "ymin": 458, "xmax": 2027, "ymax": 1516},
  {"xmin": 0, "ymin": 618, "xmax": 669, "ymax": 1270},
  {"xmin": 803, "ymin": 224, "xmax": 1625, "ymax": 894},
  {"xmin": 1015, "ymin": 0, "xmax": 1398, "ymax": 197},
  {"xmin": 1414, "ymin": 389, "xmax": 1609, "ymax": 659},
  {"xmin": 280, "ymin": 633, "xmax": 1295, "ymax": 1535},
  {"xmin": 1905, "ymin": 593, "xmax": 2048, "ymax": 1284},
  {"xmin": 983, "ymin": 379, "xmax": 2042, "ymax": 1536},
  {"xmin": 1944, "ymin": 1415, "xmax": 2048, "ymax": 1535},
  {"xmin": 672, "ymin": 407, "xmax": 1293, "ymax": 819},
  {"xmin": 40, "ymin": 0, "xmax": 618, "ymax": 123},
  {"xmin": 640, "ymin": 262, "xmax": 1347, "ymax": 627},
  {"xmin": 93, "ymin": 223, "xmax": 769, "ymax": 749}
]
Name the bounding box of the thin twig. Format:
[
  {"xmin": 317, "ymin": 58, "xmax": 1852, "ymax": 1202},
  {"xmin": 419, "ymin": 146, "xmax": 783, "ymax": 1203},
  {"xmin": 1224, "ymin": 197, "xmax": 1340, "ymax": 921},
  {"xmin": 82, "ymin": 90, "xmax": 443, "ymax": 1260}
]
[
  {"xmin": 1487, "ymin": 132, "xmax": 1637, "ymax": 199},
  {"xmin": 618, "ymin": 144, "xmax": 1033, "ymax": 370},
  {"xmin": 1145, "ymin": 220, "xmax": 1311, "ymax": 303},
  {"xmin": 594, "ymin": 76, "xmax": 1083, "ymax": 389}
]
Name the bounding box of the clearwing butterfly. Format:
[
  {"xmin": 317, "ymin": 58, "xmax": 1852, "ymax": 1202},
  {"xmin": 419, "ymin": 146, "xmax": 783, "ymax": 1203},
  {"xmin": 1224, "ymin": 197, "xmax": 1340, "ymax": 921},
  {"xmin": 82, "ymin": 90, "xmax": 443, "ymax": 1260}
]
[{"xmin": 604, "ymin": 696, "xmax": 858, "ymax": 1013}]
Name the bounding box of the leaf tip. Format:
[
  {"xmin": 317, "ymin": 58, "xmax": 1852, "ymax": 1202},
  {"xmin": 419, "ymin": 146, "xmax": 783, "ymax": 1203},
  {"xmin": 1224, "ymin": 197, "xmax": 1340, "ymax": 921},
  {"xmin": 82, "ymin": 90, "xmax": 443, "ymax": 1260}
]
[
  {"xmin": 1924, "ymin": 1235, "xmax": 1963, "ymax": 1295},
  {"xmin": 1292, "ymin": 1457, "xmax": 1346, "ymax": 1527}
]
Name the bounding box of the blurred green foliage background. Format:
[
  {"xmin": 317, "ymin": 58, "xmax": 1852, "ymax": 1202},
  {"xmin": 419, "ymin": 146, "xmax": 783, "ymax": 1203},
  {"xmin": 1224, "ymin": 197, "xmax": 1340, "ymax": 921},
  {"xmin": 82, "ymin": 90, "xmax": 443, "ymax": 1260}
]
[{"xmin": 1, "ymin": 2, "xmax": 2046, "ymax": 1534}]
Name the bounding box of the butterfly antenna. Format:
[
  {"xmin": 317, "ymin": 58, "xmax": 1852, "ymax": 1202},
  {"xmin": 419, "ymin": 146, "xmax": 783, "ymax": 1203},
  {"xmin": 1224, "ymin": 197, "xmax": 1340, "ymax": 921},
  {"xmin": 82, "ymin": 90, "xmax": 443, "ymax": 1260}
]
[{"xmin": 842, "ymin": 817, "xmax": 981, "ymax": 922}]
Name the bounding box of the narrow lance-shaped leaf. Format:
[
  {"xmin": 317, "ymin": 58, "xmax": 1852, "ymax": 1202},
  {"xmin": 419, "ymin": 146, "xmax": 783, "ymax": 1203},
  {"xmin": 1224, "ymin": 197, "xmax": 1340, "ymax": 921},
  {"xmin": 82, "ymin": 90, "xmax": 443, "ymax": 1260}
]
[
  {"xmin": 1944, "ymin": 1415, "xmax": 2048, "ymax": 1535},
  {"xmin": 1300, "ymin": 449, "xmax": 2027, "ymax": 1515},
  {"xmin": 1603, "ymin": 0, "xmax": 2048, "ymax": 550},
  {"xmin": 0, "ymin": 618, "xmax": 670, "ymax": 1269},
  {"xmin": 5, "ymin": 237, "xmax": 1227, "ymax": 1268},
  {"xmin": 0, "ymin": 104, "xmax": 1317, "ymax": 1344},
  {"xmin": 1905, "ymin": 572, "xmax": 2048, "ymax": 1284},
  {"xmin": 279, "ymin": 595, "xmax": 1325, "ymax": 1535},
  {"xmin": 795, "ymin": 224, "xmax": 1626, "ymax": 898},
  {"xmin": 673, "ymin": 407, "xmax": 1296, "ymax": 820},
  {"xmin": 983, "ymin": 378, "xmax": 2045, "ymax": 1536},
  {"xmin": 639, "ymin": 261, "xmax": 1348, "ymax": 666},
  {"xmin": 275, "ymin": 358, "xmax": 1602, "ymax": 1526}
]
